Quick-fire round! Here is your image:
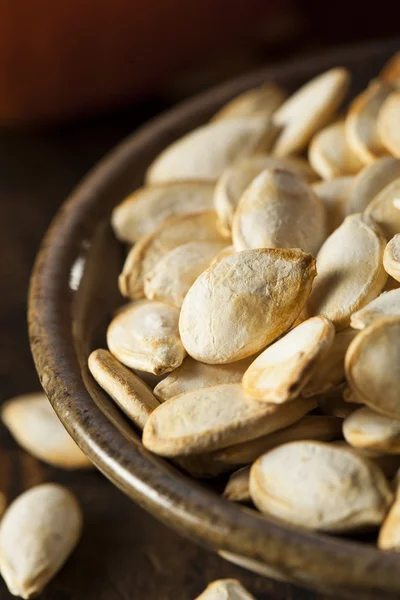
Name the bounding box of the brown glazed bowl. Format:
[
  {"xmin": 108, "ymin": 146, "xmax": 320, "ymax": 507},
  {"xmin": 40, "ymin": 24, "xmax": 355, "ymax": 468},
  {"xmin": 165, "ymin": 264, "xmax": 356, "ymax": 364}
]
[{"xmin": 29, "ymin": 38, "xmax": 400, "ymax": 600}]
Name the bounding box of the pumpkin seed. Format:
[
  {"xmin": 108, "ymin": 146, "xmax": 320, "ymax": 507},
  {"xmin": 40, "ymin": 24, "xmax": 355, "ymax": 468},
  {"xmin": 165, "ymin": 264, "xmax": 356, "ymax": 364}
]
[
  {"xmin": 142, "ymin": 384, "xmax": 315, "ymax": 457},
  {"xmin": 88, "ymin": 349, "xmax": 159, "ymax": 428},
  {"xmin": 344, "ymin": 406, "xmax": 400, "ymax": 454},
  {"xmin": 0, "ymin": 484, "xmax": 82, "ymax": 599},
  {"xmin": 309, "ymin": 120, "xmax": 363, "ymax": 180},
  {"xmin": 107, "ymin": 300, "xmax": 186, "ymax": 375},
  {"xmin": 365, "ymin": 178, "xmax": 400, "ymax": 240},
  {"xmin": 307, "ymin": 214, "xmax": 387, "ymax": 329},
  {"xmin": 351, "ymin": 288, "xmax": 400, "ymax": 329},
  {"xmin": 312, "ymin": 176, "xmax": 355, "ymax": 233},
  {"xmin": 377, "ymin": 91, "xmax": 400, "ymax": 158},
  {"xmin": 249, "ymin": 441, "xmax": 393, "ymax": 532},
  {"xmin": 179, "ymin": 248, "xmax": 316, "ymax": 364},
  {"xmin": 1, "ymin": 393, "xmax": 92, "ymax": 470},
  {"xmin": 384, "ymin": 235, "xmax": 400, "ymax": 282},
  {"xmin": 195, "ymin": 579, "xmax": 256, "ymax": 600},
  {"xmin": 273, "ymin": 68, "xmax": 350, "ymax": 156},
  {"xmin": 212, "ymin": 83, "xmax": 286, "ymax": 121},
  {"xmin": 223, "ymin": 466, "xmax": 251, "ymax": 503},
  {"xmin": 232, "ymin": 168, "xmax": 326, "ymax": 255},
  {"xmin": 242, "ymin": 317, "xmax": 334, "ymax": 403},
  {"xmin": 346, "ymin": 157, "xmax": 400, "ymax": 214}
]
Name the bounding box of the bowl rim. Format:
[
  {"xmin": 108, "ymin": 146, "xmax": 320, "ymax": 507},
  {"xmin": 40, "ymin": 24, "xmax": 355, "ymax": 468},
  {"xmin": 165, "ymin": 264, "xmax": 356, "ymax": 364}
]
[{"xmin": 29, "ymin": 37, "xmax": 400, "ymax": 598}]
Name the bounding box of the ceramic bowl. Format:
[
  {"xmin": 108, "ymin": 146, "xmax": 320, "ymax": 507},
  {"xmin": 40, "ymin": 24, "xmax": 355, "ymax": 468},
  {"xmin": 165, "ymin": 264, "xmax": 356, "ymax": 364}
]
[{"xmin": 29, "ymin": 38, "xmax": 400, "ymax": 600}]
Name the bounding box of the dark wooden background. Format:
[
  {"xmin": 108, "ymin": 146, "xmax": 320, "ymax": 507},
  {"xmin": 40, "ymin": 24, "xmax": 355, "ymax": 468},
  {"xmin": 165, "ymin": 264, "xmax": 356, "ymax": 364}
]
[{"xmin": 2, "ymin": 22, "xmax": 396, "ymax": 597}]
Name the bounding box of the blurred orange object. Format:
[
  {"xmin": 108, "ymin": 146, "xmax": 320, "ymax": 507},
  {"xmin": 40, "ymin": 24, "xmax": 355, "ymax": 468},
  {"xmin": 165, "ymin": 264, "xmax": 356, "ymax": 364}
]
[{"xmin": 0, "ymin": 0, "xmax": 274, "ymax": 125}]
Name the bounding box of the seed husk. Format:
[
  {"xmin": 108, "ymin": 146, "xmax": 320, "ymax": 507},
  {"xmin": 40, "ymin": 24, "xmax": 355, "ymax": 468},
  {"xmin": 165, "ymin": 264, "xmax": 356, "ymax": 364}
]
[
  {"xmin": 242, "ymin": 317, "xmax": 334, "ymax": 403},
  {"xmin": 223, "ymin": 466, "xmax": 251, "ymax": 502},
  {"xmin": 119, "ymin": 211, "xmax": 225, "ymax": 299},
  {"xmin": 144, "ymin": 241, "xmax": 226, "ymax": 308},
  {"xmin": 111, "ymin": 182, "xmax": 215, "ymax": 244},
  {"xmin": 195, "ymin": 579, "xmax": 256, "ymax": 600},
  {"xmin": 142, "ymin": 384, "xmax": 316, "ymax": 457},
  {"xmin": 153, "ymin": 355, "xmax": 254, "ymax": 402},
  {"xmin": 307, "ymin": 214, "xmax": 387, "ymax": 329},
  {"xmin": 213, "ymin": 415, "xmax": 343, "ymax": 466},
  {"xmin": 232, "ymin": 168, "xmax": 326, "ymax": 255},
  {"xmin": 212, "ymin": 83, "xmax": 286, "ymax": 121},
  {"xmin": 179, "ymin": 248, "xmax": 316, "ymax": 364},
  {"xmin": 343, "ymin": 406, "xmax": 400, "ymax": 454},
  {"xmin": 384, "ymin": 235, "xmax": 400, "ymax": 282},
  {"xmin": 107, "ymin": 300, "xmax": 186, "ymax": 375},
  {"xmin": 302, "ymin": 328, "xmax": 358, "ymax": 397},
  {"xmin": 309, "ymin": 120, "xmax": 363, "ymax": 180},
  {"xmin": 346, "ymin": 156, "xmax": 400, "ymax": 215},
  {"xmin": 365, "ymin": 178, "xmax": 400, "ymax": 240},
  {"xmin": 214, "ymin": 154, "xmax": 316, "ymax": 237},
  {"xmin": 345, "ymin": 80, "xmax": 392, "ymax": 164},
  {"xmin": 0, "ymin": 484, "xmax": 82, "ymax": 599},
  {"xmin": 146, "ymin": 117, "xmax": 279, "ymax": 184},
  {"xmin": 249, "ymin": 440, "xmax": 393, "ymax": 532},
  {"xmin": 345, "ymin": 316, "xmax": 400, "ymax": 419},
  {"xmin": 88, "ymin": 349, "xmax": 159, "ymax": 429},
  {"xmin": 273, "ymin": 67, "xmax": 350, "ymax": 156},
  {"xmin": 377, "ymin": 91, "xmax": 400, "ymax": 158},
  {"xmin": 312, "ymin": 176, "xmax": 355, "ymax": 233},
  {"xmin": 1, "ymin": 392, "xmax": 92, "ymax": 470},
  {"xmin": 351, "ymin": 288, "xmax": 400, "ymax": 329}
]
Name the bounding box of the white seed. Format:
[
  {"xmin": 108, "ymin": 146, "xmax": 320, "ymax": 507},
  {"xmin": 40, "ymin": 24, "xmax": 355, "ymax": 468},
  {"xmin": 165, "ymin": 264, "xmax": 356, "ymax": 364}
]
[
  {"xmin": 232, "ymin": 168, "xmax": 326, "ymax": 255},
  {"xmin": 312, "ymin": 176, "xmax": 355, "ymax": 233},
  {"xmin": 146, "ymin": 117, "xmax": 279, "ymax": 184},
  {"xmin": 378, "ymin": 91, "xmax": 400, "ymax": 158},
  {"xmin": 309, "ymin": 120, "xmax": 363, "ymax": 180},
  {"xmin": 153, "ymin": 355, "xmax": 254, "ymax": 402},
  {"xmin": 179, "ymin": 248, "xmax": 316, "ymax": 364},
  {"xmin": 346, "ymin": 156, "xmax": 400, "ymax": 214},
  {"xmin": 345, "ymin": 316, "xmax": 400, "ymax": 419},
  {"xmin": 307, "ymin": 214, "xmax": 387, "ymax": 329},
  {"xmin": 351, "ymin": 288, "xmax": 400, "ymax": 329},
  {"xmin": 213, "ymin": 415, "xmax": 343, "ymax": 466},
  {"xmin": 142, "ymin": 384, "xmax": 316, "ymax": 457},
  {"xmin": 380, "ymin": 52, "xmax": 400, "ymax": 86},
  {"xmin": 344, "ymin": 406, "xmax": 400, "ymax": 454},
  {"xmin": 384, "ymin": 235, "xmax": 400, "ymax": 281},
  {"xmin": 345, "ymin": 81, "xmax": 392, "ymax": 164},
  {"xmin": 119, "ymin": 211, "xmax": 225, "ymax": 299},
  {"xmin": 365, "ymin": 178, "xmax": 400, "ymax": 240},
  {"xmin": 249, "ymin": 441, "xmax": 393, "ymax": 532},
  {"xmin": 195, "ymin": 579, "xmax": 256, "ymax": 600},
  {"xmin": 111, "ymin": 182, "xmax": 215, "ymax": 244},
  {"xmin": 302, "ymin": 328, "xmax": 358, "ymax": 397},
  {"xmin": 88, "ymin": 349, "xmax": 159, "ymax": 429},
  {"xmin": 0, "ymin": 484, "xmax": 82, "ymax": 599},
  {"xmin": 212, "ymin": 83, "xmax": 286, "ymax": 121},
  {"xmin": 223, "ymin": 467, "xmax": 251, "ymax": 503},
  {"xmin": 214, "ymin": 154, "xmax": 316, "ymax": 237},
  {"xmin": 107, "ymin": 300, "xmax": 186, "ymax": 375},
  {"xmin": 1, "ymin": 393, "xmax": 92, "ymax": 470},
  {"xmin": 144, "ymin": 241, "xmax": 226, "ymax": 308},
  {"xmin": 273, "ymin": 67, "xmax": 350, "ymax": 156},
  {"xmin": 242, "ymin": 317, "xmax": 334, "ymax": 403}
]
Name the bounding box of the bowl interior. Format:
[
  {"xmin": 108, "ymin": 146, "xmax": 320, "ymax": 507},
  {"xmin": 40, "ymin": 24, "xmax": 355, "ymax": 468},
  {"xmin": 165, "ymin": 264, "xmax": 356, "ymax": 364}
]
[{"xmin": 29, "ymin": 37, "xmax": 400, "ymax": 600}]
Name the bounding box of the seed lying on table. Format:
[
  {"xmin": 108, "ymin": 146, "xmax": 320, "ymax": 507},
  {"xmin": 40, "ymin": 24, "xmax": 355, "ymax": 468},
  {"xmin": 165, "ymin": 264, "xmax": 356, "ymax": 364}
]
[
  {"xmin": 231, "ymin": 168, "xmax": 326, "ymax": 255},
  {"xmin": 249, "ymin": 441, "xmax": 393, "ymax": 532},
  {"xmin": 211, "ymin": 82, "xmax": 286, "ymax": 121},
  {"xmin": 88, "ymin": 349, "xmax": 159, "ymax": 428},
  {"xmin": 242, "ymin": 316, "xmax": 334, "ymax": 403},
  {"xmin": 107, "ymin": 300, "xmax": 186, "ymax": 375},
  {"xmin": 195, "ymin": 579, "xmax": 256, "ymax": 600},
  {"xmin": 179, "ymin": 248, "xmax": 316, "ymax": 363},
  {"xmin": 0, "ymin": 484, "xmax": 82, "ymax": 599},
  {"xmin": 1, "ymin": 392, "xmax": 92, "ymax": 470},
  {"xmin": 309, "ymin": 120, "xmax": 363, "ymax": 180},
  {"xmin": 350, "ymin": 288, "xmax": 400, "ymax": 329},
  {"xmin": 384, "ymin": 234, "xmax": 400, "ymax": 281},
  {"xmin": 214, "ymin": 154, "xmax": 316, "ymax": 237},
  {"xmin": 146, "ymin": 117, "xmax": 279, "ymax": 184},
  {"xmin": 142, "ymin": 385, "xmax": 315, "ymax": 456}
]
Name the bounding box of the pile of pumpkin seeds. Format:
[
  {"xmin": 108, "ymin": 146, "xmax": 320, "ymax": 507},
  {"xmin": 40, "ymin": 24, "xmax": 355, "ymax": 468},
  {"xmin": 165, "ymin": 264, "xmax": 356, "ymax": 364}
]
[{"xmin": 87, "ymin": 52, "xmax": 400, "ymax": 551}]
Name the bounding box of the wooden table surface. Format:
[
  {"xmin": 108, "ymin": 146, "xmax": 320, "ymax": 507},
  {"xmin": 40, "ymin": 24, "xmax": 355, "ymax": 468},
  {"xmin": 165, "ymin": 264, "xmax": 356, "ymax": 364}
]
[{"xmin": 0, "ymin": 92, "xmax": 336, "ymax": 600}]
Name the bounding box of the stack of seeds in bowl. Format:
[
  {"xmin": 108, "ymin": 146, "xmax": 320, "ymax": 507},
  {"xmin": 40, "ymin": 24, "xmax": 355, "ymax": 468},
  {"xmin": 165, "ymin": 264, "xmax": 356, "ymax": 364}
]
[{"xmin": 89, "ymin": 51, "xmax": 400, "ymax": 550}]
